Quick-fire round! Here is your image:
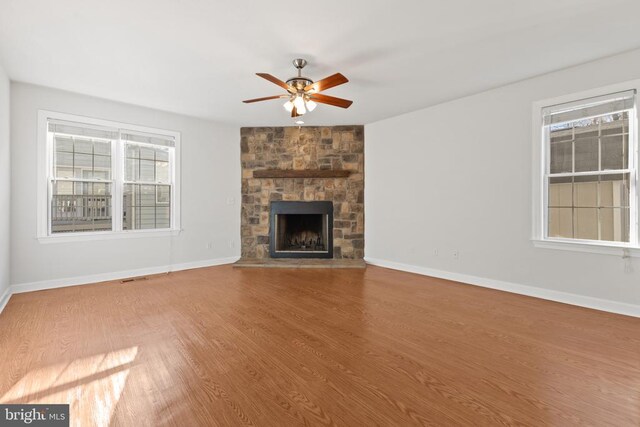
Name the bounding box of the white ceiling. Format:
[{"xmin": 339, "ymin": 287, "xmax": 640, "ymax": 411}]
[{"xmin": 2, "ymin": 0, "xmax": 640, "ymax": 127}]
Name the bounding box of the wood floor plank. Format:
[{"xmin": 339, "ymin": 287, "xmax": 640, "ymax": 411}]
[{"xmin": 0, "ymin": 265, "xmax": 639, "ymax": 426}]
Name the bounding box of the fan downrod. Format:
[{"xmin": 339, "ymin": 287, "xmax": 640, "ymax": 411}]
[{"xmin": 287, "ymin": 58, "xmax": 312, "ymax": 90}]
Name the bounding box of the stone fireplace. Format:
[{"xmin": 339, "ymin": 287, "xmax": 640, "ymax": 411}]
[
  {"xmin": 240, "ymin": 126, "xmax": 364, "ymax": 260},
  {"xmin": 270, "ymin": 201, "xmax": 333, "ymax": 258}
]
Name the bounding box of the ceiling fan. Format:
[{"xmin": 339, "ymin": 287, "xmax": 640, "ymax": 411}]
[{"xmin": 243, "ymin": 58, "xmax": 353, "ymax": 119}]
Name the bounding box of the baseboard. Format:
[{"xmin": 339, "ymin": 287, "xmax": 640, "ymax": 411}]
[
  {"xmin": 0, "ymin": 285, "xmax": 11, "ymax": 315},
  {"xmin": 364, "ymin": 257, "xmax": 640, "ymax": 318},
  {"xmin": 4, "ymin": 256, "xmax": 240, "ymax": 308}
]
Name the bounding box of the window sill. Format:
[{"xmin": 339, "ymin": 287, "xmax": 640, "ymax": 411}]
[
  {"xmin": 38, "ymin": 229, "xmax": 181, "ymax": 244},
  {"xmin": 532, "ymin": 239, "xmax": 640, "ymax": 257}
]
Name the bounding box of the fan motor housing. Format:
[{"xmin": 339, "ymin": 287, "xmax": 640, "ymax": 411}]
[{"xmin": 286, "ymin": 77, "xmax": 313, "ymax": 92}]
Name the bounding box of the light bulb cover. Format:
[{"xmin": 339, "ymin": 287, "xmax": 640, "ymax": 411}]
[
  {"xmin": 293, "ymin": 95, "xmax": 305, "ymax": 110},
  {"xmin": 283, "ymin": 100, "xmax": 294, "ymax": 112},
  {"xmin": 306, "ymin": 100, "xmax": 317, "ymax": 112}
]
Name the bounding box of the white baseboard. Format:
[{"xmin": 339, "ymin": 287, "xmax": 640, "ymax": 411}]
[
  {"xmin": 364, "ymin": 257, "xmax": 640, "ymax": 318},
  {"xmin": 0, "ymin": 285, "xmax": 11, "ymax": 314},
  {"xmin": 1, "ymin": 256, "xmax": 240, "ymax": 312}
]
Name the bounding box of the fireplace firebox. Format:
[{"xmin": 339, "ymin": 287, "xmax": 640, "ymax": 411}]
[{"xmin": 269, "ymin": 201, "xmax": 333, "ymax": 258}]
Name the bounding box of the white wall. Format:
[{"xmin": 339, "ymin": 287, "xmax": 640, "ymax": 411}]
[
  {"xmin": 0, "ymin": 65, "xmax": 10, "ymax": 303},
  {"xmin": 10, "ymin": 83, "xmax": 240, "ymax": 286},
  {"xmin": 365, "ymin": 48, "xmax": 640, "ymax": 309}
]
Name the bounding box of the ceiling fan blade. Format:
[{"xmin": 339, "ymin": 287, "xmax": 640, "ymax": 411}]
[
  {"xmin": 309, "ymin": 93, "xmax": 353, "ymax": 108},
  {"xmin": 291, "ymin": 105, "xmax": 301, "ymax": 118},
  {"xmin": 242, "ymin": 95, "xmax": 287, "ymax": 103},
  {"xmin": 256, "ymin": 73, "xmax": 296, "ymax": 93},
  {"xmin": 304, "ymin": 73, "xmax": 348, "ymax": 93}
]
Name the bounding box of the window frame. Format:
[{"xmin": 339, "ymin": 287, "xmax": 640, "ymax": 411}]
[
  {"xmin": 532, "ymin": 80, "xmax": 640, "ymax": 257},
  {"xmin": 37, "ymin": 110, "xmax": 181, "ymax": 243}
]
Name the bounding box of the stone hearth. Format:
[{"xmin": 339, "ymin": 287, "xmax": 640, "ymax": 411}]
[{"xmin": 240, "ymin": 126, "xmax": 364, "ymax": 260}]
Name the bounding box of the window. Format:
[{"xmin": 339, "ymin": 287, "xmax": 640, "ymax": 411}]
[
  {"xmin": 533, "ymin": 85, "xmax": 639, "ymax": 254},
  {"xmin": 38, "ymin": 111, "xmax": 180, "ymax": 241}
]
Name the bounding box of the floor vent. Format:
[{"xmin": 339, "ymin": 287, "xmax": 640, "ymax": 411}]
[{"xmin": 121, "ymin": 276, "xmax": 148, "ymax": 283}]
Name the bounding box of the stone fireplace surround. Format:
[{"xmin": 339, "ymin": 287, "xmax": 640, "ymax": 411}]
[{"xmin": 240, "ymin": 125, "xmax": 364, "ymax": 260}]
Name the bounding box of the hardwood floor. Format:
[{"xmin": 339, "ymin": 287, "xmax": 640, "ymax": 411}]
[{"xmin": 0, "ymin": 265, "xmax": 639, "ymax": 426}]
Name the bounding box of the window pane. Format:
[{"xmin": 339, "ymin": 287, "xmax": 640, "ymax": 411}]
[
  {"xmin": 573, "ymin": 176, "xmax": 597, "ymax": 207},
  {"xmin": 601, "ymin": 135, "xmax": 627, "ymax": 171},
  {"xmin": 156, "ymin": 150, "xmax": 169, "ymax": 162},
  {"xmin": 599, "ymin": 208, "xmax": 630, "ymax": 242},
  {"xmin": 73, "ymin": 139, "xmax": 93, "ymax": 154},
  {"xmin": 549, "ymin": 111, "xmax": 630, "ymax": 175},
  {"xmin": 548, "ymin": 177, "xmax": 572, "ymax": 207},
  {"xmin": 139, "ymin": 160, "xmax": 155, "ymax": 181},
  {"xmin": 574, "ymin": 208, "xmax": 598, "ymax": 240},
  {"xmin": 94, "ymin": 141, "xmax": 111, "ymax": 155},
  {"xmin": 157, "ymin": 185, "xmax": 170, "ymax": 204},
  {"xmin": 74, "ymin": 153, "xmax": 93, "ymax": 177},
  {"xmin": 548, "ymin": 207, "xmax": 573, "ymax": 238},
  {"xmin": 599, "ymin": 174, "xmax": 629, "ymax": 207},
  {"xmin": 55, "ymin": 180, "xmax": 73, "ymax": 195},
  {"xmin": 156, "ymin": 207, "xmax": 171, "ymax": 228},
  {"xmin": 156, "ymin": 161, "xmax": 169, "ymax": 183},
  {"xmin": 123, "ymin": 184, "xmax": 171, "ymax": 230},
  {"xmin": 54, "ymin": 136, "xmax": 112, "ymax": 180},
  {"xmin": 600, "ymin": 112, "xmax": 628, "ymax": 135},
  {"xmin": 549, "ymin": 138, "xmax": 572, "ymax": 174},
  {"xmin": 125, "ymin": 158, "xmax": 139, "ymax": 181},
  {"xmin": 55, "ymin": 152, "xmax": 74, "ymax": 178},
  {"xmin": 574, "ymin": 135, "xmax": 598, "ymax": 172},
  {"xmin": 55, "ymin": 137, "xmax": 74, "ymax": 152},
  {"xmin": 126, "ymin": 144, "xmax": 139, "ymax": 158},
  {"xmin": 124, "ymin": 143, "xmax": 171, "ymax": 183},
  {"xmin": 139, "ymin": 147, "xmax": 156, "ymax": 160},
  {"xmin": 140, "ymin": 184, "xmax": 156, "ymax": 205},
  {"xmin": 93, "ymin": 155, "xmax": 111, "ymax": 180},
  {"xmin": 51, "ymin": 180, "xmax": 112, "ymax": 233},
  {"xmin": 139, "ymin": 207, "xmax": 156, "ymax": 226},
  {"xmin": 547, "ymin": 174, "xmax": 630, "ymax": 243}
]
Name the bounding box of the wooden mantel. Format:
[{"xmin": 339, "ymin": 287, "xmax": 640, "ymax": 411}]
[{"xmin": 252, "ymin": 169, "xmax": 352, "ymax": 179}]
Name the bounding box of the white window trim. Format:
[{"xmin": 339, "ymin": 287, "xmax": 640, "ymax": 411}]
[
  {"xmin": 37, "ymin": 110, "xmax": 182, "ymax": 243},
  {"xmin": 531, "ymin": 80, "xmax": 640, "ymax": 257}
]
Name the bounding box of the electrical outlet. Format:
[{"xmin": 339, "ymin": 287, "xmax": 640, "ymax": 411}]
[
  {"xmin": 433, "ymin": 249, "xmax": 438, "ymax": 256},
  {"xmin": 452, "ymin": 250, "xmax": 459, "ymax": 260},
  {"xmin": 206, "ymin": 242, "xmax": 213, "ymax": 249},
  {"xmin": 229, "ymin": 240, "xmax": 235, "ymax": 249}
]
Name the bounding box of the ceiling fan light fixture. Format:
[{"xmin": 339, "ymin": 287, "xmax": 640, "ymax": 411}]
[
  {"xmin": 305, "ymin": 99, "xmax": 317, "ymax": 112},
  {"xmin": 293, "ymin": 95, "xmax": 306, "ymax": 113},
  {"xmin": 243, "ymin": 59, "xmax": 352, "ymax": 117}
]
